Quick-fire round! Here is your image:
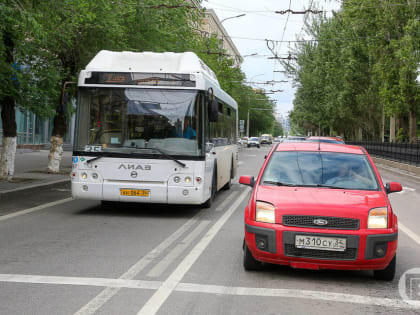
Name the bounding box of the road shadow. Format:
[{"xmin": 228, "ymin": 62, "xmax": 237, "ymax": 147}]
[
  {"xmin": 75, "ymin": 202, "xmax": 203, "ymax": 219},
  {"xmin": 261, "ymin": 263, "xmax": 374, "ymax": 283}
]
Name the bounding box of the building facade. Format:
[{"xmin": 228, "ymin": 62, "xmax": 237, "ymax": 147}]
[{"xmin": 201, "ymin": 9, "xmax": 243, "ymax": 67}]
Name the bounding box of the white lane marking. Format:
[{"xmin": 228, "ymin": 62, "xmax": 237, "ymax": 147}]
[
  {"xmin": 137, "ymin": 188, "xmax": 249, "ymax": 315},
  {"xmin": 176, "ymin": 283, "xmax": 420, "ymax": 310},
  {"xmin": 0, "ymin": 178, "xmax": 69, "ymax": 195},
  {"xmin": 215, "ymin": 191, "xmax": 239, "ymax": 212},
  {"xmin": 0, "ymin": 274, "xmax": 161, "ymax": 290},
  {"xmin": 0, "ymin": 198, "xmax": 73, "ymax": 222},
  {"xmin": 74, "ymin": 211, "xmax": 205, "ymax": 315},
  {"xmin": 246, "ymin": 155, "xmax": 256, "ymax": 157},
  {"xmin": 0, "ymin": 273, "xmax": 419, "ymax": 310},
  {"xmin": 399, "ymin": 222, "xmax": 420, "ymax": 246},
  {"xmin": 147, "ymin": 220, "xmax": 211, "ymax": 278},
  {"xmin": 396, "ymin": 187, "xmax": 416, "ymax": 194}
]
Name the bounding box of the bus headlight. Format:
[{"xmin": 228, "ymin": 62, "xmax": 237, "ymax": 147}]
[
  {"xmin": 174, "ymin": 176, "xmax": 181, "ymax": 183},
  {"xmin": 81, "ymin": 172, "xmax": 88, "ymax": 180},
  {"xmin": 256, "ymin": 201, "xmax": 275, "ymax": 223},
  {"xmin": 185, "ymin": 176, "xmax": 192, "ymax": 183},
  {"xmin": 368, "ymin": 207, "xmax": 388, "ymax": 229},
  {"xmin": 92, "ymin": 173, "xmax": 99, "ymax": 180}
]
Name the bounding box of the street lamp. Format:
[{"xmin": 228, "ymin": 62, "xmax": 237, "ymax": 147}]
[{"xmin": 220, "ymin": 13, "xmax": 246, "ymax": 23}]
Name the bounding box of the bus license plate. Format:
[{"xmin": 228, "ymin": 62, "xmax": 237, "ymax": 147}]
[
  {"xmin": 120, "ymin": 189, "xmax": 150, "ymax": 197},
  {"xmin": 295, "ymin": 235, "xmax": 346, "ymax": 251}
]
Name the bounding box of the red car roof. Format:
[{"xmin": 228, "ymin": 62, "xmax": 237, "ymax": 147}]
[{"xmin": 275, "ymin": 142, "xmax": 365, "ymax": 154}]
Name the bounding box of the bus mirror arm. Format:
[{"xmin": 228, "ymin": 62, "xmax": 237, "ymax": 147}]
[{"xmin": 206, "ymin": 142, "xmax": 214, "ymax": 153}]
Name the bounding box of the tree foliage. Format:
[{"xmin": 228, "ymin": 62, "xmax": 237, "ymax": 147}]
[
  {"xmin": 286, "ymin": 0, "xmax": 420, "ymax": 142},
  {"xmin": 0, "ymin": 0, "xmax": 276, "ymax": 140}
]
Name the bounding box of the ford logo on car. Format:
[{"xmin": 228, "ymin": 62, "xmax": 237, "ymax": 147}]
[{"xmin": 313, "ymin": 219, "xmax": 328, "ymax": 226}]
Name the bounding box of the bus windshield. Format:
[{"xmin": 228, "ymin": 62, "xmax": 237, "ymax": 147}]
[{"xmin": 74, "ymin": 88, "xmax": 202, "ymax": 157}]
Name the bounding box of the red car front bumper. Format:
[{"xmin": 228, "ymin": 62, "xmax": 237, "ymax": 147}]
[{"xmin": 245, "ymin": 221, "xmax": 398, "ymax": 271}]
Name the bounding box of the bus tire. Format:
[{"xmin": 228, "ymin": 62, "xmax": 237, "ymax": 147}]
[{"xmin": 202, "ymin": 166, "xmax": 217, "ymax": 208}]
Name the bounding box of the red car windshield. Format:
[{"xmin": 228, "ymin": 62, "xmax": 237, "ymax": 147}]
[{"xmin": 261, "ymin": 151, "xmax": 379, "ymax": 190}]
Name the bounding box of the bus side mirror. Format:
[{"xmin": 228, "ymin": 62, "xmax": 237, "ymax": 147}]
[{"xmin": 208, "ymin": 99, "xmax": 218, "ymax": 122}]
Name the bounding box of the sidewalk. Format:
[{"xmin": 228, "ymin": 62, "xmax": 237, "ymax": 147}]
[{"xmin": 0, "ymin": 150, "xmax": 72, "ymax": 194}]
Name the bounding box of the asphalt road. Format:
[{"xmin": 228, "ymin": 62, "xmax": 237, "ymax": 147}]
[{"xmin": 1, "ymin": 145, "xmax": 420, "ymax": 315}]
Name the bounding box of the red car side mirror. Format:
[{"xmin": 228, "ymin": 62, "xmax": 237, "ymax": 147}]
[
  {"xmin": 239, "ymin": 175, "xmax": 255, "ymax": 187},
  {"xmin": 385, "ymin": 182, "xmax": 402, "ymax": 194}
]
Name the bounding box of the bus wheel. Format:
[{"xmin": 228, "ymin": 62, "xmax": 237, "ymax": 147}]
[{"xmin": 202, "ymin": 168, "xmax": 216, "ymax": 208}]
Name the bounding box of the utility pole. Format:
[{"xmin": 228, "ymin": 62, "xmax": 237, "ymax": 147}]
[{"xmin": 247, "ymin": 110, "xmax": 250, "ymax": 137}]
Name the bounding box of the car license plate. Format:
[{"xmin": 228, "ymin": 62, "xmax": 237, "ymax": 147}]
[
  {"xmin": 295, "ymin": 235, "xmax": 346, "ymax": 252},
  {"xmin": 120, "ymin": 189, "xmax": 150, "ymax": 197}
]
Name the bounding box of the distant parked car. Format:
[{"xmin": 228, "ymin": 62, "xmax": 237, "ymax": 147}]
[
  {"xmin": 247, "ymin": 137, "xmax": 260, "ymax": 148},
  {"xmin": 260, "ymin": 134, "xmax": 273, "ymax": 145},
  {"xmin": 282, "ymin": 136, "xmax": 307, "ymax": 143},
  {"xmin": 307, "ymin": 136, "xmax": 345, "ymax": 144}
]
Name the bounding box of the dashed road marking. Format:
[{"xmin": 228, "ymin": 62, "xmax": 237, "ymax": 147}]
[
  {"xmin": 74, "ymin": 210, "xmax": 206, "ymax": 315},
  {"xmin": 215, "ymin": 191, "xmax": 239, "ymax": 212},
  {"xmin": 396, "ymin": 187, "xmax": 416, "ymax": 194},
  {"xmin": 0, "ymin": 198, "xmax": 73, "ymax": 222},
  {"xmin": 0, "ymin": 273, "xmax": 419, "ymax": 310},
  {"xmin": 147, "ymin": 220, "xmax": 211, "ymax": 278},
  {"xmin": 137, "ymin": 188, "xmax": 250, "ymax": 315}
]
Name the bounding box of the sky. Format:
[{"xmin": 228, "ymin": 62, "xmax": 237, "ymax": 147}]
[{"xmin": 202, "ymin": 0, "xmax": 342, "ymax": 118}]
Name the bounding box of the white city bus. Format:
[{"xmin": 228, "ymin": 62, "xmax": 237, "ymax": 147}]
[{"xmin": 71, "ymin": 50, "xmax": 238, "ymax": 207}]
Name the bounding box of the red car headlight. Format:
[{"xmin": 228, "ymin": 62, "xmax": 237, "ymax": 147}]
[
  {"xmin": 256, "ymin": 201, "xmax": 275, "ymax": 223},
  {"xmin": 368, "ymin": 207, "xmax": 388, "ymax": 229}
]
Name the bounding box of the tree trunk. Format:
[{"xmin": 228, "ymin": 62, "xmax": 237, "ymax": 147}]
[
  {"xmin": 409, "ymin": 109, "xmax": 417, "ymax": 143},
  {"xmin": 390, "ymin": 116, "xmax": 396, "ymax": 142},
  {"xmin": 0, "ymin": 96, "xmax": 17, "ymax": 180},
  {"xmin": 0, "ymin": 28, "xmax": 17, "ymax": 180},
  {"xmin": 47, "ymin": 105, "xmax": 67, "ymax": 173},
  {"xmin": 380, "ymin": 109, "xmax": 385, "ymax": 142},
  {"xmin": 357, "ymin": 127, "xmax": 363, "ymax": 141}
]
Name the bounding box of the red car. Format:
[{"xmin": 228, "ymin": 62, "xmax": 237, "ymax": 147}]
[{"xmin": 239, "ymin": 142, "xmax": 402, "ymax": 280}]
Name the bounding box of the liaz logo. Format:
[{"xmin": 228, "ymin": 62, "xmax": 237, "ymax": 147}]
[{"xmin": 118, "ymin": 164, "xmax": 151, "ymax": 170}]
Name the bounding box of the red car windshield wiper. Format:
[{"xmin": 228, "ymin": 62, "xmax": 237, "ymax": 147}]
[{"xmin": 262, "ymin": 180, "xmax": 297, "ymax": 187}]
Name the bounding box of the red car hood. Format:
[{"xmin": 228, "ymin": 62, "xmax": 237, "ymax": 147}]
[{"xmin": 256, "ymin": 186, "xmax": 388, "ymax": 225}]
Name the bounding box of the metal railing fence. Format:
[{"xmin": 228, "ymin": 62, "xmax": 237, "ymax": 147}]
[{"xmin": 347, "ymin": 141, "xmax": 420, "ymax": 167}]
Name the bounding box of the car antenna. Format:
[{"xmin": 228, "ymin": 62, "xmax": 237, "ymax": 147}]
[{"xmin": 318, "ymin": 137, "xmax": 321, "ymax": 151}]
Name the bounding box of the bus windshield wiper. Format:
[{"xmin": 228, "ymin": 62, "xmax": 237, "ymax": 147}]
[
  {"xmin": 122, "ymin": 146, "xmax": 186, "ymax": 168},
  {"xmin": 262, "ymin": 180, "xmax": 297, "ymax": 187},
  {"xmin": 86, "ymin": 147, "xmax": 186, "ymax": 168},
  {"xmin": 86, "ymin": 153, "xmax": 110, "ymax": 165}
]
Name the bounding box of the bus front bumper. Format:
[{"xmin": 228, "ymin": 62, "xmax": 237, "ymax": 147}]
[{"xmin": 71, "ymin": 181, "xmax": 205, "ymax": 204}]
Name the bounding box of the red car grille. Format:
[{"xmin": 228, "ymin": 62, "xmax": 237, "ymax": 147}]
[
  {"xmin": 284, "ymin": 244, "xmax": 357, "ymax": 260},
  {"xmin": 283, "ymin": 215, "xmax": 359, "ymax": 230}
]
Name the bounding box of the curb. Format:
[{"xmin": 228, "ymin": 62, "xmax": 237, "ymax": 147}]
[
  {"xmin": 372, "ymin": 157, "xmax": 420, "ymax": 178},
  {"xmin": 0, "ymin": 178, "xmax": 70, "ymax": 195}
]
